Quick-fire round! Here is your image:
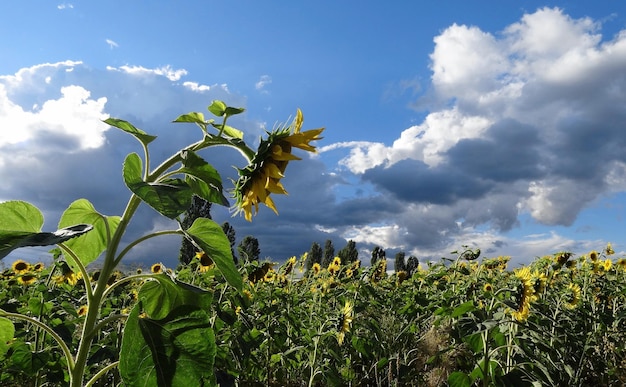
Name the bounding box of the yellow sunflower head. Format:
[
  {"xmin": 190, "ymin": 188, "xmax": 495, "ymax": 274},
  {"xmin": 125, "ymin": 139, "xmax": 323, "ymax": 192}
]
[
  {"xmin": 17, "ymin": 273, "xmax": 37, "ymax": 286},
  {"xmin": 312, "ymin": 262, "xmax": 321, "ymax": 275},
  {"xmin": 77, "ymin": 305, "xmax": 88, "ymax": 317},
  {"xmin": 564, "ymin": 283, "xmax": 581, "ymax": 309},
  {"xmin": 151, "ymin": 263, "xmax": 164, "ymax": 274},
  {"xmin": 336, "ymin": 300, "xmax": 354, "ymax": 345},
  {"xmin": 196, "ymin": 251, "xmax": 214, "ymax": 272},
  {"xmin": 233, "ymin": 109, "xmax": 324, "ymax": 221},
  {"xmin": 32, "ymin": 262, "xmax": 45, "ymax": 272},
  {"xmin": 12, "ymin": 259, "xmax": 30, "ymax": 275}
]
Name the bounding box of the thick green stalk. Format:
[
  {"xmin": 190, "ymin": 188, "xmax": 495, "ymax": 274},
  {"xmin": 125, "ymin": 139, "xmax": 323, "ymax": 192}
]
[{"xmin": 69, "ymin": 194, "xmax": 141, "ymax": 387}]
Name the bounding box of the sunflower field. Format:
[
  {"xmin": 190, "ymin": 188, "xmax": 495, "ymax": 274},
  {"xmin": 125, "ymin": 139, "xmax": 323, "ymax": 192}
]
[
  {"xmin": 0, "ymin": 101, "xmax": 625, "ymax": 386},
  {"xmin": 1, "ymin": 246, "xmax": 625, "ymax": 386}
]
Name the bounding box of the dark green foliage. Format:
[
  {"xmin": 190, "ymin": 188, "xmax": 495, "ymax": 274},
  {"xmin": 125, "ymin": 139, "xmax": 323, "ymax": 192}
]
[
  {"xmin": 221, "ymin": 222, "xmax": 237, "ymax": 265},
  {"xmin": 238, "ymin": 235, "xmax": 260, "ymax": 263},
  {"xmin": 406, "ymin": 255, "xmax": 419, "ymax": 276},
  {"xmin": 394, "ymin": 251, "xmax": 406, "ymax": 272},
  {"xmin": 322, "ymin": 239, "xmax": 335, "ymax": 267},
  {"xmin": 307, "ymin": 241, "xmax": 323, "ymax": 272},
  {"xmin": 371, "ymin": 246, "xmax": 385, "ymax": 267},
  {"xmin": 338, "ymin": 240, "xmax": 359, "ymax": 265}
]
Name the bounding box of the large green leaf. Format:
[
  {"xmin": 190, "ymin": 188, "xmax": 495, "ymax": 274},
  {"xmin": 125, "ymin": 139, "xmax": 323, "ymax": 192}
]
[
  {"xmin": 172, "ymin": 112, "xmax": 207, "ymax": 125},
  {"xmin": 186, "ymin": 218, "xmax": 242, "ymax": 291},
  {"xmin": 0, "ymin": 317, "xmax": 14, "ymax": 357},
  {"xmin": 119, "ymin": 304, "xmax": 216, "ymax": 387},
  {"xmin": 138, "ymin": 273, "xmax": 212, "ymax": 320},
  {"xmin": 0, "ymin": 201, "xmax": 94, "ymax": 260},
  {"xmin": 179, "ymin": 150, "xmax": 229, "ymax": 206},
  {"xmin": 0, "ymin": 201, "xmax": 43, "ymax": 233},
  {"xmin": 123, "ymin": 153, "xmax": 193, "ymax": 219},
  {"xmin": 104, "ymin": 118, "xmax": 157, "ymax": 146},
  {"xmin": 58, "ymin": 199, "xmax": 121, "ymax": 272}
]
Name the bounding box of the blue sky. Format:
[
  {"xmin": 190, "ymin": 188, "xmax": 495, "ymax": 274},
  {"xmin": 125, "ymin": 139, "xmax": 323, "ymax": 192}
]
[{"xmin": 2, "ymin": 1, "xmax": 626, "ymax": 268}]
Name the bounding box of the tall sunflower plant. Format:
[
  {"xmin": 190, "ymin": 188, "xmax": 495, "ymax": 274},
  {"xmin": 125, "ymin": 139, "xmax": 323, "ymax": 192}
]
[{"xmin": 0, "ymin": 100, "xmax": 324, "ymax": 387}]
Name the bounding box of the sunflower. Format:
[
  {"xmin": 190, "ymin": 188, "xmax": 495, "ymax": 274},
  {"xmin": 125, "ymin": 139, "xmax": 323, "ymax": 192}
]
[
  {"xmin": 605, "ymin": 242, "xmax": 615, "ymax": 255},
  {"xmin": 32, "ymin": 262, "xmax": 45, "ymax": 272},
  {"xmin": 17, "ymin": 273, "xmax": 37, "ymax": 286},
  {"xmin": 564, "ymin": 283, "xmax": 581, "ymax": 309},
  {"xmin": 336, "ymin": 300, "xmax": 354, "ymax": 345},
  {"xmin": 77, "ymin": 305, "xmax": 88, "ymax": 317},
  {"xmin": 233, "ymin": 109, "xmax": 324, "ymax": 221},
  {"xmin": 151, "ymin": 263, "xmax": 164, "ymax": 274},
  {"xmin": 483, "ymin": 283, "xmax": 494, "ymax": 293},
  {"xmin": 617, "ymin": 258, "xmax": 626, "ymax": 271},
  {"xmin": 531, "ymin": 270, "xmax": 548, "ymax": 296},
  {"xmin": 332, "ymin": 256, "xmax": 341, "ymax": 267},
  {"xmin": 12, "ymin": 260, "xmax": 30, "ymax": 275},
  {"xmin": 554, "ymin": 252, "xmax": 572, "ymax": 266},
  {"xmin": 311, "ymin": 263, "xmax": 321, "ymax": 275},
  {"xmin": 510, "ymin": 267, "xmax": 536, "ymax": 322},
  {"xmin": 196, "ymin": 251, "xmax": 214, "ymax": 273},
  {"xmin": 327, "ymin": 262, "xmax": 340, "ymax": 276},
  {"xmin": 589, "ymin": 250, "xmax": 599, "ymax": 262},
  {"xmin": 602, "ymin": 259, "xmax": 612, "ymax": 272},
  {"xmin": 283, "ymin": 256, "xmax": 297, "ymax": 275}
]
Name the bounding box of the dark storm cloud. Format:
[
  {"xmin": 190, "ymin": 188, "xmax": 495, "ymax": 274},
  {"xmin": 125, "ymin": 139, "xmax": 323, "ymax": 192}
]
[{"xmin": 362, "ymin": 158, "xmax": 492, "ymax": 205}]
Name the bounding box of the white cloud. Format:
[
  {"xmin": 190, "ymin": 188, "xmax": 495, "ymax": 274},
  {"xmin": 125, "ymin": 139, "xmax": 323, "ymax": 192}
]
[
  {"xmin": 57, "ymin": 3, "xmax": 73, "ymax": 10},
  {"xmin": 0, "ymin": 83, "xmax": 108, "ymax": 150},
  {"xmin": 255, "ymin": 75, "xmax": 272, "ymax": 92},
  {"xmin": 106, "ymin": 39, "xmax": 119, "ymax": 49},
  {"xmin": 106, "ymin": 65, "xmax": 188, "ymax": 81}
]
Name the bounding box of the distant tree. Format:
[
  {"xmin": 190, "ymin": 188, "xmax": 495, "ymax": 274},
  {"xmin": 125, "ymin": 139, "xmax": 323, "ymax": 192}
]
[
  {"xmin": 338, "ymin": 240, "xmax": 358, "ymax": 265},
  {"xmin": 406, "ymin": 255, "xmax": 419, "ymax": 276},
  {"xmin": 238, "ymin": 235, "xmax": 260, "ymax": 263},
  {"xmin": 371, "ymin": 246, "xmax": 386, "ymax": 267},
  {"xmin": 394, "ymin": 251, "xmax": 406, "ymax": 273},
  {"xmin": 178, "ymin": 195, "xmax": 211, "ymax": 264},
  {"xmin": 322, "ymin": 239, "xmax": 335, "ymax": 268},
  {"xmin": 221, "ymin": 221, "xmax": 237, "ymax": 265},
  {"xmin": 307, "ymin": 241, "xmax": 323, "ymax": 272}
]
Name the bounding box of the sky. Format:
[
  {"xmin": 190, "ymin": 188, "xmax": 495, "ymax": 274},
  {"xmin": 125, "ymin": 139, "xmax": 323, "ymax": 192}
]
[{"xmin": 2, "ymin": 1, "xmax": 626, "ymax": 269}]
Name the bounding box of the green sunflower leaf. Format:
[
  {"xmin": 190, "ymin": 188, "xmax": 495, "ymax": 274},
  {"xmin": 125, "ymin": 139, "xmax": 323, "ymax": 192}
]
[
  {"xmin": 0, "ymin": 317, "xmax": 15, "ymax": 356},
  {"xmin": 104, "ymin": 118, "xmax": 157, "ymax": 146},
  {"xmin": 58, "ymin": 199, "xmax": 120, "ymax": 272},
  {"xmin": 119, "ymin": 304, "xmax": 216, "ymax": 387},
  {"xmin": 123, "ymin": 153, "xmax": 193, "ymax": 219},
  {"xmin": 185, "ymin": 218, "xmax": 242, "ymax": 291}
]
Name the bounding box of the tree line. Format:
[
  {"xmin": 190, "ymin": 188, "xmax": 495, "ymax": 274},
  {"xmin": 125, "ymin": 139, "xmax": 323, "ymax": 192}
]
[{"xmin": 178, "ymin": 196, "xmax": 419, "ymax": 275}]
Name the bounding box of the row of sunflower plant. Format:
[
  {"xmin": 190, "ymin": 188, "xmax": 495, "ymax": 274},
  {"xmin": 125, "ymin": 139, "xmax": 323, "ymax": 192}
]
[
  {"xmin": 0, "ymin": 101, "xmax": 324, "ymax": 387},
  {"xmin": 2, "ymin": 244, "xmax": 625, "ymax": 386}
]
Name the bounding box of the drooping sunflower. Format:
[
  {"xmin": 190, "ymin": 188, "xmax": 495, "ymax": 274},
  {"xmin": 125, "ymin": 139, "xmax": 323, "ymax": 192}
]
[
  {"xmin": 336, "ymin": 300, "xmax": 354, "ymax": 345},
  {"xmin": 617, "ymin": 258, "xmax": 626, "ymax": 271},
  {"xmin": 510, "ymin": 267, "xmax": 536, "ymax": 322},
  {"xmin": 233, "ymin": 109, "xmax": 324, "ymax": 221},
  {"xmin": 283, "ymin": 256, "xmax": 297, "ymax": 275},
  {"xmin": 563, "ymin": 283, "xmax": 581, "ymax": 309},
  {"xmin": 12, "ymin": 259, "xmax": 30, "ymax": 275}
]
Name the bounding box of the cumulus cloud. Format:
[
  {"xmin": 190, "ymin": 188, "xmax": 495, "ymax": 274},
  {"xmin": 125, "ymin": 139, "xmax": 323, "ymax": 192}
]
[{"xmin": 320, "ymin": 7, "xmax": 626, "ymax": 262}]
